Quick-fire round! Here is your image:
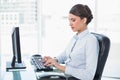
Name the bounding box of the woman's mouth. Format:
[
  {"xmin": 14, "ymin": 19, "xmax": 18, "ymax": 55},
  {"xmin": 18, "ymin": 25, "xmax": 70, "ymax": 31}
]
[{"xmin": 71, "ymin": 27, "xmax": 74, "ymax": 29}]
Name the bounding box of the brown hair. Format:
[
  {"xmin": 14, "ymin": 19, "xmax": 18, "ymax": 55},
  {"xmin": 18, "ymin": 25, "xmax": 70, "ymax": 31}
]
[{"xmin": 69, "ymin": 4, "xmax": 93, "ymax": 25}]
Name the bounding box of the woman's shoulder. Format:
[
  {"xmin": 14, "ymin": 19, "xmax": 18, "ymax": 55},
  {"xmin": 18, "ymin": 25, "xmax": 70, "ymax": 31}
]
[{"xmin": 86, "ymin": 32, "xmax": 98, "ymax": 42}]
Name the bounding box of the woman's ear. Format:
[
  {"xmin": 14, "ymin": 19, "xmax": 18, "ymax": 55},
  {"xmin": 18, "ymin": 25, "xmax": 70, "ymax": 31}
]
[{"xmin": 83, "ymin": 18, "xmax": 87, "ymax": 24}]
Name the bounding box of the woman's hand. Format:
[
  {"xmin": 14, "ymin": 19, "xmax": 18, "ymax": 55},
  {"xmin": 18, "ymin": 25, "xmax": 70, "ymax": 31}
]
[
  {"xmin": 43, "ymin": 56, "xmax": 66, "ymax": 72},
  {"xmin": 43, "ymin": 56, "xmax": 52, "ymax": 62},
  {"xmin": 43, "ymin": 56, "xmax": 58, "ymax": 67}
]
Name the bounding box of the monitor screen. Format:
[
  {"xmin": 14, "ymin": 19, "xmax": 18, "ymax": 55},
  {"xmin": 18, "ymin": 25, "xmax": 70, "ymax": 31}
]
[
  {"xmin": 12, "ymin": 27, "xmax": 22, "ymax": 63},
  {"xmin": 6, "ymin": 27, "xmax": 26, "ymax": 71}
]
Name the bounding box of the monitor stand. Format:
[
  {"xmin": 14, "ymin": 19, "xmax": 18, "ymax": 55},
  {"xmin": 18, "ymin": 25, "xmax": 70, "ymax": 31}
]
[
  {"xmin": 6, "ymin": 61, "xmax": 26, "ymax": 71},
  {"xmin": 6, "ymin": 56, "xmax": 26, "ymax": 71}
]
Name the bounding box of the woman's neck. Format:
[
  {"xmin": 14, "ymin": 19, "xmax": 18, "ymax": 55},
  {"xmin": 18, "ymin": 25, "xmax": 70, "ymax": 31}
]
[{"xmin": 77, "ymin": 27, "xmax": 87, "ymax": 35}]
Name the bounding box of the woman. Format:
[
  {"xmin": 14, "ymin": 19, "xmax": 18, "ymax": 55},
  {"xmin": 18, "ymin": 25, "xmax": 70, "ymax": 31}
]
[{"xmin": 43, "ymin": 4, "xmax": 99, "ymax": 80}]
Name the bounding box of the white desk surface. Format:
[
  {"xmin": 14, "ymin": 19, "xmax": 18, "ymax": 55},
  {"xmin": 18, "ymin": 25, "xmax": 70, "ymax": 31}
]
[
  {"xmin": 1, "ymin": 57, "xmax": 37, "ymax": 80},
  {"xmin": 1, "ymin": 56, "xmax": 65, "ymax": 80}
]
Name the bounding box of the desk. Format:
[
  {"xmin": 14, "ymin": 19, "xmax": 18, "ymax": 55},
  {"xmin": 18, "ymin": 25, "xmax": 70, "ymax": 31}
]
[
  {"xmin": 1, "ymin": 56, "xmax": 66, "ymax": 80},
  {"xmin": 1, "ymin": 57, "xmax": 37, "ymax": 80}
]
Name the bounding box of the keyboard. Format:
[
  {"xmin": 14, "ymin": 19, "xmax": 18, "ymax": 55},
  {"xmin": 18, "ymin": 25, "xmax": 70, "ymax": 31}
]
[{"xmin": 31, "ymin": 54, "xmax": 53, "ymax": 72}]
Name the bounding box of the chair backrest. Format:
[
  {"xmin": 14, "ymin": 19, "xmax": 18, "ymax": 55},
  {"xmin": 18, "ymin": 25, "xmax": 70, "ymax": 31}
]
[{"xmin": 92, "ymin": 33, "xmax": 110, "ymax": 80}]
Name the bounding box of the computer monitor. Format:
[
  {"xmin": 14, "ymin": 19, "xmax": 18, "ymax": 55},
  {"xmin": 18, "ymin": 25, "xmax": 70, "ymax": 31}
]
[
  {"xmin": 12, "ymin": 27, "xmax": 22, "ymax": 63},
  {"xmin": 6, "ymin": 27, "xmax": 26, "ymax": 71}
]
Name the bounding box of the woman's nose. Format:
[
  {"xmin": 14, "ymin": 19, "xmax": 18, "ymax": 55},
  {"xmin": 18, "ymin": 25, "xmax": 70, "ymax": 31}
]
[{"xmin": 69, "ymin": 22, "xmax": 72, "ymax": 26}]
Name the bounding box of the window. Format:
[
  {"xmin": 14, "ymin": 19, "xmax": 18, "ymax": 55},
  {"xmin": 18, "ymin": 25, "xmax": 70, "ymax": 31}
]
[{"xmin": 0, "ymin": 0, "xmax": 38, "ymax": 57}]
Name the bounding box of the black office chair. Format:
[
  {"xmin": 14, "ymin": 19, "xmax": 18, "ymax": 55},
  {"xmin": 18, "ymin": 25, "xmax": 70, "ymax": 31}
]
[{"xmin": 92, "ymin": 33, "xmax": 110, "ymax": 80}]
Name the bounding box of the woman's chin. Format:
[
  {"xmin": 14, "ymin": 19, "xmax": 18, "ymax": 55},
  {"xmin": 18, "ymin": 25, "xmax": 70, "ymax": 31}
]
[{"xmin": 72, "ymin": 29, "xmax": 77, "ymax": 32}]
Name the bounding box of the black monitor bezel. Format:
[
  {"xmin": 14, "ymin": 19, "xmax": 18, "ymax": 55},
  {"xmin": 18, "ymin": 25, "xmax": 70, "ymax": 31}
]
[{"xmin": 11, "ymin": 27, "xmax": 22, "ymax": 66}]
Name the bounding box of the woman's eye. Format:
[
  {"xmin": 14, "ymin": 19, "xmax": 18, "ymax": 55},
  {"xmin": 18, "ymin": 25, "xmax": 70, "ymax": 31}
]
[{"xmin": 72, "ymin": 19, "xmax": 75, "ymax": 22}]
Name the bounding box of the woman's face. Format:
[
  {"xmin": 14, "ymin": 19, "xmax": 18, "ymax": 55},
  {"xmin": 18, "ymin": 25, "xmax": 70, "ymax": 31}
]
[{"xmin": 69, "ymin": 13, "xmax": 87, "ymax": 34}]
